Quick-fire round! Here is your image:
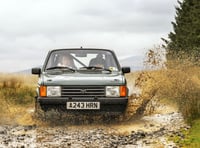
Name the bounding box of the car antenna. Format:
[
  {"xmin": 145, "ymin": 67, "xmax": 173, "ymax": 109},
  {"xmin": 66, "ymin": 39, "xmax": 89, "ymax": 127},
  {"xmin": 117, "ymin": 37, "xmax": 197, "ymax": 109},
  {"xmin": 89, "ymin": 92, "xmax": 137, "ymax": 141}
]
[{"xmin": 80, "ymin": 46, "xmax": 83, "ymax": 49}]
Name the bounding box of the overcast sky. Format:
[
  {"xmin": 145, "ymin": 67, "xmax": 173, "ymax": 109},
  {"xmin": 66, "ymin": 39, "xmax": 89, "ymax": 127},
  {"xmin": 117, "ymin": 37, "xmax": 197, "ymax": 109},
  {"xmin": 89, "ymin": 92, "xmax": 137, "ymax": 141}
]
[{"xmin": 0, "ymin": 0, "xmax": 178, "ymax": 72}]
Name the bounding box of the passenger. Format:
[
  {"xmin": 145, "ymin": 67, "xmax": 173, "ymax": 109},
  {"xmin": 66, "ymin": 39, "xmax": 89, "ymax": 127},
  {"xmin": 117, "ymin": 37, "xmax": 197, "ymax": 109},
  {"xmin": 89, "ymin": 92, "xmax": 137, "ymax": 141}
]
[{"xmin": 89, "ymin": 54, "xmax": 105, "ymax": 68}]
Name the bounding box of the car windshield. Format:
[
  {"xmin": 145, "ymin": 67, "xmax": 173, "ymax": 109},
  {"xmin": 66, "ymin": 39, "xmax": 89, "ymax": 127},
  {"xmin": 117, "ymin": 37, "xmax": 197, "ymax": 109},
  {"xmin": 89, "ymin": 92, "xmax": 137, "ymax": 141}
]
[{"xmin": 44, "ymin": 49, "xmax": 120, "ymax": 72}]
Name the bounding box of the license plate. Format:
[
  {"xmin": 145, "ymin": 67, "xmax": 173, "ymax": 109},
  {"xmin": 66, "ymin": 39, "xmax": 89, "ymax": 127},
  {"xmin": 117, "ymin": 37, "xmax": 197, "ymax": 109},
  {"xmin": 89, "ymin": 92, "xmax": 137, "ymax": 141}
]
[{"xmin": 66, "ymin": 102, "xmax": 100, "ymax": 110}]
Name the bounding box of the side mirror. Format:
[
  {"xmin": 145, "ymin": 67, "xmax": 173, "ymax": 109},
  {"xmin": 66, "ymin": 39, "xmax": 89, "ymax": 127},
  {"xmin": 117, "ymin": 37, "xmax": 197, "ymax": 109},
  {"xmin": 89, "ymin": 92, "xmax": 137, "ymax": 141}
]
[
  {"xmin": 32, "ymin": 68, "xmax": 41, "ymax": 75},
  {"xmin": 122, "ymin": 67, "xmax": 130, "ymax": 73}
]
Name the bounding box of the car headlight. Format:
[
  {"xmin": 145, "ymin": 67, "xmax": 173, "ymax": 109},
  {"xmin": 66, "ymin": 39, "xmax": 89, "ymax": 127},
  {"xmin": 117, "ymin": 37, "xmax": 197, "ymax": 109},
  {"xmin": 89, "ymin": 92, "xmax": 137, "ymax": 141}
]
[
  {"xmin": 47, "ymin": 86, "xmax": 61, "ymax": 97},
  {"xmin": 106, "ymin": 86, "xmax": 127, "ymax": 97},
  {"xmin": 39, "ymin": 86, "xmax": 61, "ymax": 97},
  {"xmin": 106, "ymin": 86, "xmax": 120, "ymax": 97}
]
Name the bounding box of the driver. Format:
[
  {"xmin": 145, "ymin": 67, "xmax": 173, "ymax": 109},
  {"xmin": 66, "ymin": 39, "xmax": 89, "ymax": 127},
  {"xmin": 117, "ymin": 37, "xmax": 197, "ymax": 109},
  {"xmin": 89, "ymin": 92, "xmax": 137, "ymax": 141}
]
[{"xmin": 57, "ymin": 54, "xmax": 75, "ymax": 68}]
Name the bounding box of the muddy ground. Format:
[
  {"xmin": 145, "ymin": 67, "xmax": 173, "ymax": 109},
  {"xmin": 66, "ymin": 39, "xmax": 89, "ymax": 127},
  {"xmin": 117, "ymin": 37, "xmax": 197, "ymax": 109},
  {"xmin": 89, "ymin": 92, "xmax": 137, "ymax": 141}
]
[{"xmin": 0, "ymin": 99, "xmax": 189, "ymax": 148}]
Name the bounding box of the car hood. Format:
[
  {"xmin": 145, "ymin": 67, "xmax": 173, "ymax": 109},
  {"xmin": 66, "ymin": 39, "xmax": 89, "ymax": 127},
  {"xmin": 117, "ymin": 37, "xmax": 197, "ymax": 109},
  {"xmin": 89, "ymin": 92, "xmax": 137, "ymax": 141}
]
[{"xmin": 40, "ymin": 72, "xmax": 125, "ymax": 85}]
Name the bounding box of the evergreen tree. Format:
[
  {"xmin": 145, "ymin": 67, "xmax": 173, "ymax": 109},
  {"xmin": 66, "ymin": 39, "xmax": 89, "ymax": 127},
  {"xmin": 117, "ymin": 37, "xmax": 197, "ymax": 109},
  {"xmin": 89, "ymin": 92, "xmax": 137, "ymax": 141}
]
[{"xmin": 163, "ymin": 0, "xmax": 200, "ymax": 53}]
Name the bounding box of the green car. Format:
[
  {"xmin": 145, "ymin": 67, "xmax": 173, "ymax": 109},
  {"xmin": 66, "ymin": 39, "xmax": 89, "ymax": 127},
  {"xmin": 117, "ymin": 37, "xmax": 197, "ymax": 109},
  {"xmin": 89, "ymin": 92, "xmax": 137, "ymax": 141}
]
[{"xmin": 32, "ymin": 48, "xmax": 130, "ymax": 114}]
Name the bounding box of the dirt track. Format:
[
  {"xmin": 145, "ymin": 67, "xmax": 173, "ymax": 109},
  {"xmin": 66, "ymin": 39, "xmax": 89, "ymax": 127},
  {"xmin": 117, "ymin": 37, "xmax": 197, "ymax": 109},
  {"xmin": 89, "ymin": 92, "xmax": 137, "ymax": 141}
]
[{"xmin": 0, "ymin": 101, "xmax": 189, "ymax": 148}]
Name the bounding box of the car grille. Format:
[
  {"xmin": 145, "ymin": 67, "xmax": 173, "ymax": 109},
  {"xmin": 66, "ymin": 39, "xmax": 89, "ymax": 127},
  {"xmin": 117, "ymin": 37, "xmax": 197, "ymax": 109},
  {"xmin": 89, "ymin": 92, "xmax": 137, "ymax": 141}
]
[{"xmin": 61, "ymin": 86, "xmax": 105, "ymax": 97}]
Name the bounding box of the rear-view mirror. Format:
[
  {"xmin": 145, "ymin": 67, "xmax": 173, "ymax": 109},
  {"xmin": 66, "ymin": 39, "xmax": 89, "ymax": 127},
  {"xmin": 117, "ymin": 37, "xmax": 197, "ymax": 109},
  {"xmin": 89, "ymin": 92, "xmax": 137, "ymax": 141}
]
[{"xmin": 75, "ymin": 52, "xmax": 87, "ymax": 57}]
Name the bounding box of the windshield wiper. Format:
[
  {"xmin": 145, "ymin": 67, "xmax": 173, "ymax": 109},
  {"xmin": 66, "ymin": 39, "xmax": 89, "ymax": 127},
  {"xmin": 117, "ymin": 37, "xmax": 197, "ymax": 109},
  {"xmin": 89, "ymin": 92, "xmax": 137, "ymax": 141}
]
[
  {"xmin": 79, "ymin": 66, "xmax": 112, "ymax": 73},
  {"xmin": 46, "ymin": 66, "xmax": 75, "ymax": 72}
]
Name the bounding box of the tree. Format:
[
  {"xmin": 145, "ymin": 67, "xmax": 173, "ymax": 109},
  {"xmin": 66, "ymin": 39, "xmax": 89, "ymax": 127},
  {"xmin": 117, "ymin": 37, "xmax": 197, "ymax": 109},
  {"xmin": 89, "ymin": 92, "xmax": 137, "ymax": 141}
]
[{"xmin": 162, "ymin": 0, "xmax": 200, "ymax": 54}]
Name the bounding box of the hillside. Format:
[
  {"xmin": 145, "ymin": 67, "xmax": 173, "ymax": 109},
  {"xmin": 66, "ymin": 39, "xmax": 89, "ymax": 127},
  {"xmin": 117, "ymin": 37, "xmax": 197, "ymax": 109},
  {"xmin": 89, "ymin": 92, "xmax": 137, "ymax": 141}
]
[{"xmin": 119, "ymin": 55, "xmax": 144, "ymax": 71}]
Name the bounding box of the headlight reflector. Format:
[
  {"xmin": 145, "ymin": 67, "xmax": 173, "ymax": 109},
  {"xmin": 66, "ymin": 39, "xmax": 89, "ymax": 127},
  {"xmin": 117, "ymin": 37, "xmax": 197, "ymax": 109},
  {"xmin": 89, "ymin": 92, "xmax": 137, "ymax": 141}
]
[
  {"xmin": 106, "ymin": 86, "xmax": 120, "ymax": 97},
  {"xmin": 47, "ymin": 86, "xmax": 61, "ymax": 97}
]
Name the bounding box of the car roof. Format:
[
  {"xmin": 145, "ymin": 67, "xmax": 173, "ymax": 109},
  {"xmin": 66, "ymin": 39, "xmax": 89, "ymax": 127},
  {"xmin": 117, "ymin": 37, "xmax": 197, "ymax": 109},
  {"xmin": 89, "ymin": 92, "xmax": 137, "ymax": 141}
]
[{"xmin": 49, "ymin": 48, "xmax": 114, "ymax": 53}]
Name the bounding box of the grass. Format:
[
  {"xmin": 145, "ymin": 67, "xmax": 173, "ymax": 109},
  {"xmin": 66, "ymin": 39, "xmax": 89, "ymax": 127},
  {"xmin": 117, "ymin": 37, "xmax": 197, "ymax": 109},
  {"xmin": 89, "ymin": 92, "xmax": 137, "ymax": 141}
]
[
  {"xmin": 134, "ymin": 66, "xmax": 200, "ymax": 123},
  {"xmin": 186, "ymin": 119, "xmax": 200, "ymax": 147},
  {"xmin": 0, "ymin": 73, "xmax": 37, "ymax": 125},
  {"xmin": 0, "ymin": 73, "xmax": 37, "ymax": 104},
  {"xmin": 169, "ymin": 119, "xmax": 200, "ymax": 148}
]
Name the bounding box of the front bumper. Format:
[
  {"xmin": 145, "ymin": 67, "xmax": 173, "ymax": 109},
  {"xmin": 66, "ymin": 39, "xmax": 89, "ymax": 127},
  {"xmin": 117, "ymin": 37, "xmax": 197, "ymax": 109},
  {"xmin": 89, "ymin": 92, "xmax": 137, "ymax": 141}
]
[{"xmin": 37, "ymin": 97, "xmax": 128, "ymax": 114}]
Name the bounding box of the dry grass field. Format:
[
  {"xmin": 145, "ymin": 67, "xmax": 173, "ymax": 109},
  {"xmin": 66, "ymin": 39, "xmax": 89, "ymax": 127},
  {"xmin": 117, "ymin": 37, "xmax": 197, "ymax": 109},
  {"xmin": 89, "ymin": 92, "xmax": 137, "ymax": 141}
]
[
  {"xmin": 0, "ymin": 73, "xmax": 37, "ymax": 125},
  {"xmin": 132, "ymin": 67, "xmax": 200, "ymax": 122}
]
